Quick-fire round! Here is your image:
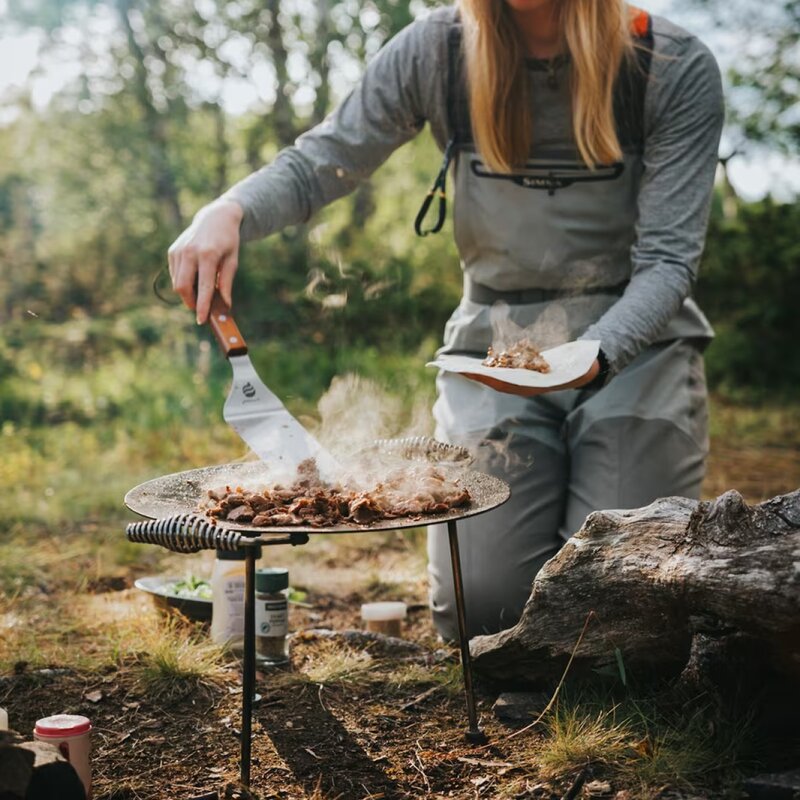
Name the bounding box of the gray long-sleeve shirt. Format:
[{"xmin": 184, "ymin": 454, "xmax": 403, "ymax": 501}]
[{"xmin": 227, "ymin": 6, "xmax": 724, "ymax": 375}]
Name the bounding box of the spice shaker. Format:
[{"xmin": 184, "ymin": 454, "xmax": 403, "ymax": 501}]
[
  {"xmin": 361, "ymin": 602, "xmax": 407, "ymax": 638},
  {"xmin": 34, "ymin": 714, "xmax": 93, "ymax": 799},
  {"xmin": 255, "ymin": 567, "xmax": 290, "ymax": 666}
]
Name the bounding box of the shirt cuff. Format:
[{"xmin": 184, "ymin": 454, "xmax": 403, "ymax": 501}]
[{"xmin": 583, "ymin": 348, "xmax": 613, "ymax": 391}]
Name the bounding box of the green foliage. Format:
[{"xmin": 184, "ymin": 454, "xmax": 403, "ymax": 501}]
[
  {"xmin": 697, "ymin": 197, "xmax": 800, "ymax": 396},
  {"xmin": 0, "ymin": 0, "xmax": 796, "ymax": 403},
  {"xmin": 686, "ymin": 0, "xmax": 799, "ymax": 154},
  {"xmin": 0, "ymin": 300, "xmax": 438, "ymax": 539}
]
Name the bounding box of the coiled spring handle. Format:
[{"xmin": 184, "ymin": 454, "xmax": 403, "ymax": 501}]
[
  {"xmin": 125, "ymin": 513, "xmax": 255, "ymax": 553},
  {"xmin": 372, "ymin": 435, "xmax": 473, "ymax": 465}
]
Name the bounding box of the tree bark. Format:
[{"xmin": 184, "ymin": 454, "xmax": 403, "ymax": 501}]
[
  {"xmin": 211, "ymin": 102, "xmax": 228, "ymax": 197},
  {"xmin": 470, "ymin": 490, "xmax": 800, "ymax": 686},
  {"xmin": 310, "ymin": 0, "xmax": 332, "ymax": 126},
  {"xmin": 265, "ymin": 0, "xmax": 295, "ymax": 150},
  {"xmin": 116, "ymin": 0, "xmax": 183, "ymax": 231}
]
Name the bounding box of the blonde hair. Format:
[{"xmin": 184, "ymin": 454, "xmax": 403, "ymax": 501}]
[{"xmin": 459, "ymin": 0, "xmax": 635, "ymax": 172}]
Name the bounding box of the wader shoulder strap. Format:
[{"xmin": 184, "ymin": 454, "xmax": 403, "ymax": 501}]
[
  {"xmin": 446, "ymin": 23, "xmax": 472, "ymax": 146},
  {"xmin": 414, "ymin": 22, "xmax": 468, "ymax": 236}
]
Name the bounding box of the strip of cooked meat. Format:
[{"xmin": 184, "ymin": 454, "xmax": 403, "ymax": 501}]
[{"xmin": 226, "ymin": 504, "xmax": 255, "ymax": 523}]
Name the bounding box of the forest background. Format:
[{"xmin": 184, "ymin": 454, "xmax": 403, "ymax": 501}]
[{"xmin": 0, "ymin": 0, "xmax": 798, "ymax": 566}]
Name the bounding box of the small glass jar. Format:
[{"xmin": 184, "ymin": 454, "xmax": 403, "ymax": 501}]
[{"xmin": 255, "ymin": 568, "xmax": 290, "ymax": 666}]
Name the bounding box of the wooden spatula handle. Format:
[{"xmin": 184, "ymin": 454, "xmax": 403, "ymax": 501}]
[{"xmin": 208, "ymin": 294, "xmax": 248, "ymax": 358}]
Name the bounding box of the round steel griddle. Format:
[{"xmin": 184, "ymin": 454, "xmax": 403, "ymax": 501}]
[{"xmin": 124, "ymin": 461, "xmax": 510, "ymax": 535}]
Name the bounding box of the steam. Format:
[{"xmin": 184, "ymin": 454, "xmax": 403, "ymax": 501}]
[
  {"xmin": 489, "ymin": 301, "xmax": 571, "ymax": 353},
  {"xmin": 487, "ymin": 247, "xmax": 626, "ymax": 354},
  {"xmin": 312, "ymin": 372, "xmax": 530, "ymax": 481},
  {"xmin": 213, "ymin": 251, "xmax": 628, "ymax": 494},
  {"xmin": 308, "ymin": 374, "xmax": 445, "ymax": 490},
  {"xmin": 315, "ymin": 374, "xmax": 433, "ymax": 460}
]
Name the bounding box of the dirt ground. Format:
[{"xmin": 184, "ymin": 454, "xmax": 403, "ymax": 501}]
[
  {"xmin": 1, "ymin": 437, "xmax": 798, "ymax": 800},
  {"xmin": 2, "ymin": 543, "xmax": 558, "ymax": 800}
]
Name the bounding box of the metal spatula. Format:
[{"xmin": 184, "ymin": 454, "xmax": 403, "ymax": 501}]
[{"xmin": 207, "ymin": 295, "xmax": 338, "ymax": 478}]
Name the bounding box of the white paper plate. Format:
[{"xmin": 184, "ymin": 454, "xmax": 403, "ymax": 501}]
[{"xmin": 427, "ymin": 340, "xmax": 600, "ymax": 388}]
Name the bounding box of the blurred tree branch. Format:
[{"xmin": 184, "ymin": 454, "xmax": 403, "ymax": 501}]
[{"xmin": 687, "ymin": 0, "xmax": 799, "ymax": 154}]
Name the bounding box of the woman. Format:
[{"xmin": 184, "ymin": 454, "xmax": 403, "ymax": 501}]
[{"xmin": 168, "ymin": 0, "xmax": 723, "ymax": 640}]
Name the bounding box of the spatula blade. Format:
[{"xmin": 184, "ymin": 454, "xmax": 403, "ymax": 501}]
[{"xmin": 223, "ymin": 354, "xmax": 337, "ymax": 477}]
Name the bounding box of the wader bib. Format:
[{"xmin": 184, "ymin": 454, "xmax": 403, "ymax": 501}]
[{"xmin": 425, "ymin": 13, "xmax": 711, "ymax": 639}]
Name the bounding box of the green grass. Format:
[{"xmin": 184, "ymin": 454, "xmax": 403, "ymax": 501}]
[{"xmin": 1, "ymin": 310, "xmax": 797, "ymax": 798}]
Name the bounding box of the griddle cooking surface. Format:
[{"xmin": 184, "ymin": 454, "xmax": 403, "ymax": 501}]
[{"xmin": 124, "ymin": 461, "xmax": 510, "ymax": 535}]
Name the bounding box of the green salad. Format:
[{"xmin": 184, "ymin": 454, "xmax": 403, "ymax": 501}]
[
  {"xmin": 165, "ymin": 575, "xmax": 212, "ymax": 600},
  {"xmin": 162, "ymin": 576, "xmax": 307, "ymax": 604}
]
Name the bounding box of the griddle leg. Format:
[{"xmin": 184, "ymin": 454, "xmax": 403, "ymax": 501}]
[
  {"xmin": 447, "ymin": 520, "xmax": 486, "ymax": 744},
  {"xmin": 241, "ymin": 547, "xmax": 256, "ymax": 789}
]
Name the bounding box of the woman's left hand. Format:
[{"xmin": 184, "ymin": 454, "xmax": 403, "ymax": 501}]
[{"xmin": 462, "ymin": 358, "xmax": 600, "ymax": 397}]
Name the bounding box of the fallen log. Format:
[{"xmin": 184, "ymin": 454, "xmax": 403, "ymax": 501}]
[{"xmin": 470, "ymin": 490, "xmax": 800, "ymax": 686}]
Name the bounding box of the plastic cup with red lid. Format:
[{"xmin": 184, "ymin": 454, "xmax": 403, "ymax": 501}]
[{"xmin": 34, "ymin": 714, "xmax": 93, "ymax": 798}]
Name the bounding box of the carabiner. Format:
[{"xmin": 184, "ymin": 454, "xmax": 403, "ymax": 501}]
[{"xmin": 414, "ymin": 138, "xmax": 455, "ymax": 237}]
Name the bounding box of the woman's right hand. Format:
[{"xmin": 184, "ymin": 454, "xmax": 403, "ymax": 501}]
[{"xmin": 167, "ymin": 197, "xmax": 244, "ymax": 324}]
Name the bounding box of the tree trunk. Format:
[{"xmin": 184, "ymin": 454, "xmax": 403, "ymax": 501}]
[
  {"xmin": 310, "ymin": 0, "xmax": 332, "ymax": 126},
  {"xmin": 212, "ymin": 102, "xmax": 228, "ymax": 197},
  {"xmin": 265, "ymin": 0, "xmax": 295, "ymax": 151},
  {"xmin": 470, "ymin": 490, "xmax": 800, "ymax": 686},
  {"xmin": 116, "ymin": 0, "xmax": 183, "ymax": 231}
]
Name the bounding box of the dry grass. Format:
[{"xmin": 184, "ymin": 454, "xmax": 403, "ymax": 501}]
[
  {"xmin": 360, "ymin": 571, "xmax": 404, "ymax": 601},
  {"xmin": 0, "ymin": 598, "xmax": 90, "ymax": 670},
  {"xmin": 388, "ymin": 660, "xmax": 463, "ymax": 697},
  {"xmin": 0, "ymin": 586, "xmax": 224, "ymax": 681},
  {"xmin": 130, "ymin": 616, "xmax": 227, "ymax": 702},
  {"xmin": 704, "ymin": 444, "xmax": 800, "ymax": 502},
  {"xmin": 298, "ymin": 640, "xmax": 375, "ymax": 686},
  {"xmin": 304, "ymin": 777, "xmax": 344, "ymax": 800},
  {"xmin": 503, "ymin": 688, "xmax": 759, "ymax": 797},
  {"xmin": 0, "ymin": 531, "xmax": 93, "ymax": 594},
  {"xmin": 705, "ymin": 396, "xmax": 800, "ymax": 503},
  {"xmin": 534, "ymin": 703, "xmax": 634, "ymax": 779}
]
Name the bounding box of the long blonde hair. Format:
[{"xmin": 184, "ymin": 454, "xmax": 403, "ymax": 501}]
[{"xmin": 459, "ymin": 0, "xmax": 635, "ymax": 172}]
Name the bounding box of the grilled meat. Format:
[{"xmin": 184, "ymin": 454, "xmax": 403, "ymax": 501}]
[
  {"xmin": 483, "ymin": 340, "xmax": 550, "ymax": 373},
  {"xmin": 201, "ymin": 463, "xmax": 471, "ymax": 527}
]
